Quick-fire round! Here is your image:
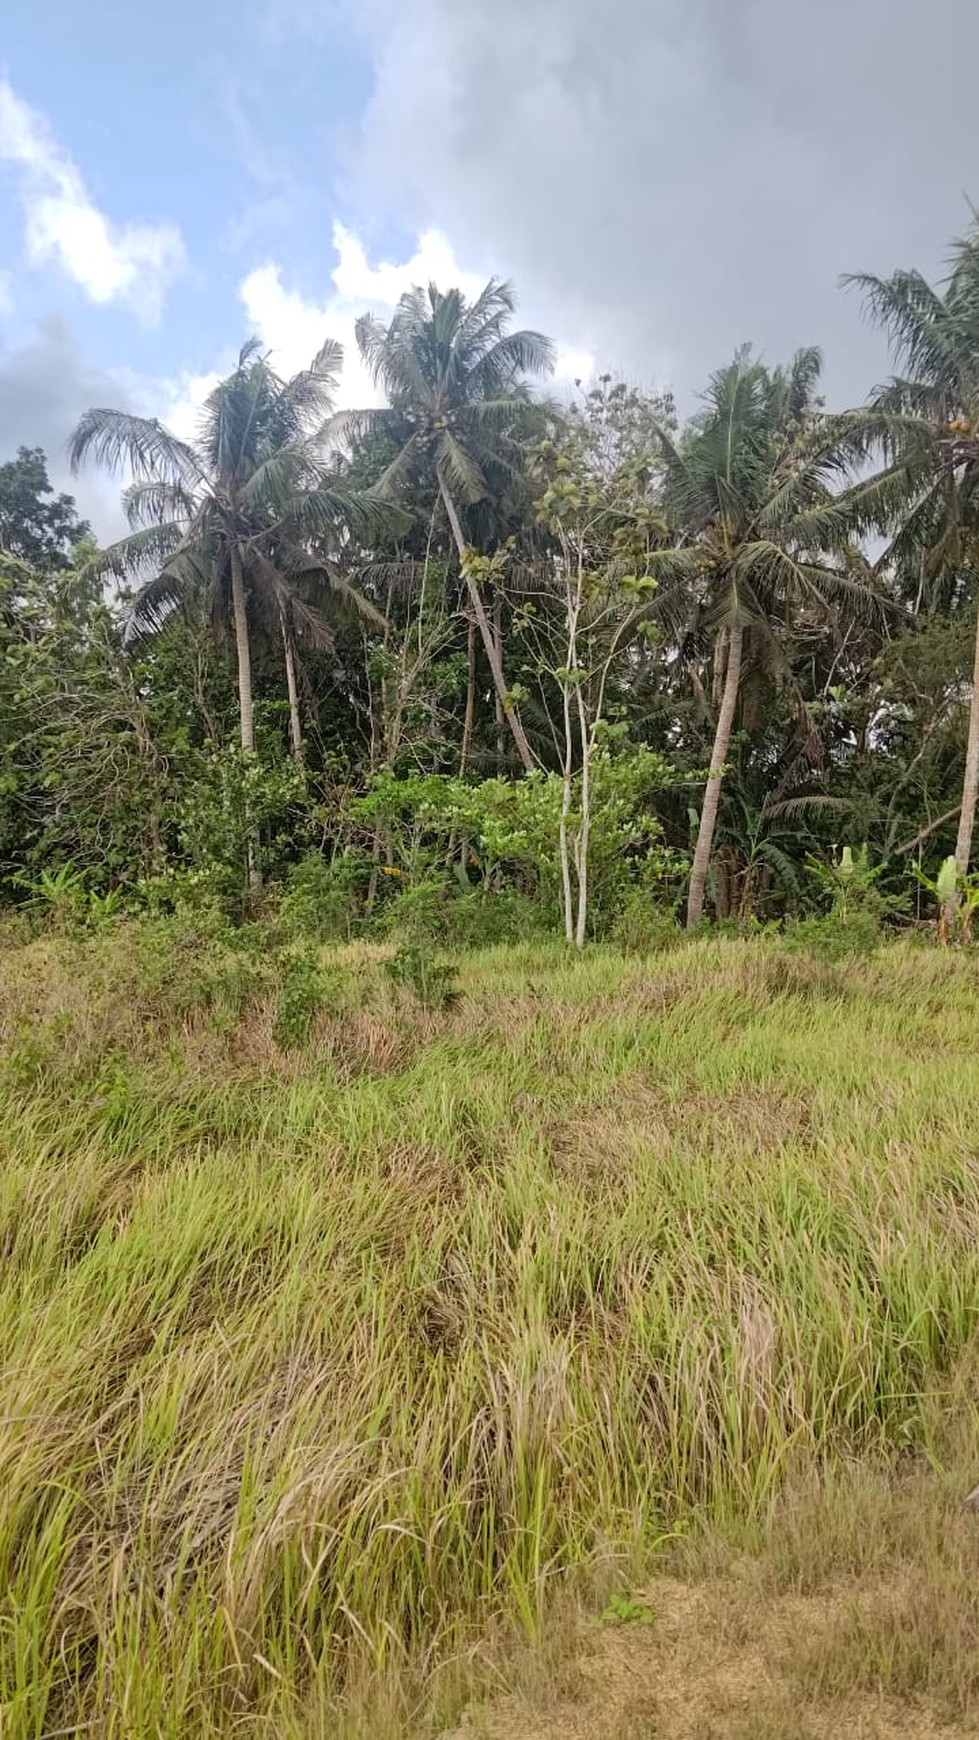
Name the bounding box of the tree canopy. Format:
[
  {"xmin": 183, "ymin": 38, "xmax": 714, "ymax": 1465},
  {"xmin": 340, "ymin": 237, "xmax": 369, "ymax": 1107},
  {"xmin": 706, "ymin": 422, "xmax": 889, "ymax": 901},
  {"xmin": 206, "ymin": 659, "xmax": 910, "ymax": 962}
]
[{"xmin": 5, "ymin": 228, "xmax": 979, "ymax": 942}]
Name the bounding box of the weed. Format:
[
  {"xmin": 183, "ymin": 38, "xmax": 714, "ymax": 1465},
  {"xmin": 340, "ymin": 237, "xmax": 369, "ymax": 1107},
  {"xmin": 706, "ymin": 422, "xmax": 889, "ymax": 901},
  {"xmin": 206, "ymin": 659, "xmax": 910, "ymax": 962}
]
[{"xmin": 596, "ymin": 1592, "xmax": 655, "ymax": 1626}]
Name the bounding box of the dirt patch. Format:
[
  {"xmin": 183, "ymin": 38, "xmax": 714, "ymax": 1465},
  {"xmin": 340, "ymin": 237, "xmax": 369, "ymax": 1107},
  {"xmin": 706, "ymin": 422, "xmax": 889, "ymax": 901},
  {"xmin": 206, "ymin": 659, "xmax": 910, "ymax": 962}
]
[{"xmin": 445, "ymin": 1574, "xmax": 976, "ymax": 1739}]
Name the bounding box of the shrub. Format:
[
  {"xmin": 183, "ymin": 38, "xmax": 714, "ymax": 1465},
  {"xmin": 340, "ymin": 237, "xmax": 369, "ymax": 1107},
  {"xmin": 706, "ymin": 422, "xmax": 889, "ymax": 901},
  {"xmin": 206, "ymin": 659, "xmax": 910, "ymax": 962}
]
[
  {"xmin": 782, "ymin": 909, "xmax": 882, "ymax": 963},
  {"xmin": 279, "ymin": 851, "xmax": 364, "ymax": 943},
  {"xmin": 384, "ymin": 938, "xmax": 460, "ymax": 1011},
  {"xmin": 273, "ymin": 946, "xmax": 335, "ymax": 1049},
  {"xmin": 611, "ymin": 891, "xmax": 683, "ymax": 955}
]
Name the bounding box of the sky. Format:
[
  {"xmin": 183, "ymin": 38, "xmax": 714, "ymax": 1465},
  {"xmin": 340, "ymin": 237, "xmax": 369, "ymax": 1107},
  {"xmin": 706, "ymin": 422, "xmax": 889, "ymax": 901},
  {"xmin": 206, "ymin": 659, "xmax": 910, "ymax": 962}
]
[{"xmin": 2, "ymin": 0, "xmax": 979, "ymax": 537}]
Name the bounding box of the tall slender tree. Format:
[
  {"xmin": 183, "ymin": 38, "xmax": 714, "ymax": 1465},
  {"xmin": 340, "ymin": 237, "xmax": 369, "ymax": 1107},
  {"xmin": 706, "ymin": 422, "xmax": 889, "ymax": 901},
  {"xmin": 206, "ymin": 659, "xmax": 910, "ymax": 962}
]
[
  {"xmin": 70, "ymin": 339, "xmax": 385, "ymax": 761},
  {"xmin": 353, "ymin": 280, "xmax": 555, "ymax": 772},
  {"xmin": 649, "ymin": 349, "xmax": 876, "ymax": 928},
  {"xmin": 842, "ymin": 230, "xmax": 979, "ymax": 915}
]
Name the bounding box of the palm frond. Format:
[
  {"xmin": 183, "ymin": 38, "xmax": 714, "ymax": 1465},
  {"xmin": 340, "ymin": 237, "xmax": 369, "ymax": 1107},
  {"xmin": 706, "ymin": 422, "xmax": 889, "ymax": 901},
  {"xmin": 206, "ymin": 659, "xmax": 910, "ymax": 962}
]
[
  {"xmin": 436, "ymin": 432, "xmax": 488, "ymax": 505},
  {"xmin": 123, "ymin": 479, "xmax": 197, "ymax": 530},
  {"xmin": 69, "ymin": 411, "xmax": 202, "ymax": 488},
  {"xmin": 80, "ymin": 523, "xmax": 186, "ymax": 587},
  {"xmin": 124, "ymin": 543, "xmax": 217, "ymax": 638}
]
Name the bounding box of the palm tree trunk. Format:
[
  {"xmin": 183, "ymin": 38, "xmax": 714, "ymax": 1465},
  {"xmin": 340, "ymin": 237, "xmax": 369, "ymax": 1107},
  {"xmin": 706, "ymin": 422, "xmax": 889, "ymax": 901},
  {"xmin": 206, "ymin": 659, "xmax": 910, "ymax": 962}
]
[
  {"xmin": 492, "ymin": 591, "xmax": 506, "ymax": 770},
  {"xmin": 945, "ymin": 602, "xmax": 979, "ymax": 930},
  {"xmin": 229, "ymin": 544, "xmax": 260, "ymax": 891},
  {"xmin": 686, "ymin": 623, "xmax": 743, "ymax": 930},
  {"xmin": 459, "ymin": 612, "xmax": 476, "ymax": 775},
  {"xmin": 438, "ymin": 477, "xmax": 535, "ymax": 773},
  {"xmin": 230, "ymin": 546, "xmax": 255, "ymax": 754},
  {"xmin": 279, "ymin": 603, "xmax": 304, "ymax": 762}
]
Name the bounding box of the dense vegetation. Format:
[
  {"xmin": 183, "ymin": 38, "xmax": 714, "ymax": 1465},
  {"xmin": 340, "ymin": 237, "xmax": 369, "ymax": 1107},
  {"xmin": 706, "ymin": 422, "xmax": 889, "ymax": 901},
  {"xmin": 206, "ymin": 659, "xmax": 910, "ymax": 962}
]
[
  {"xmin": 6, "ymin": 227, "xmax": 979, "ymax": 1737},
  {"xmin": 6, "ymin": 232, "xmax": 979, "ymax": 946}
]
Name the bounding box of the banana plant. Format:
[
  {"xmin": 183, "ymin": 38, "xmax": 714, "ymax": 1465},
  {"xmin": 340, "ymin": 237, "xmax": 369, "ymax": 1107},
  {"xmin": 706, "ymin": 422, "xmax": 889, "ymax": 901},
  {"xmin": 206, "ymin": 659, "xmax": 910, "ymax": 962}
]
[
  {"xmin": 804, "ymin": 844, "xmax": 885, "ymax": 919},
  {"xmin": 912, "ymin": 854, "xmax": 979, "ymax": 943}
]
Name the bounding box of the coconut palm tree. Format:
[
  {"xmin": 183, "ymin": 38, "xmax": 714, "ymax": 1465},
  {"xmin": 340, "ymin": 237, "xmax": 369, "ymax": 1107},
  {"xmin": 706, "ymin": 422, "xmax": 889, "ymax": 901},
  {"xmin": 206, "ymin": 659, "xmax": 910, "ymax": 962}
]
[
  {"xmin": 841, "ymin": 228, "xmax": 979, "ymax": 914},
  {"xmin": 353, "ymin": 280, "xmax": 555, "ymax": 772},
  {"xmin": 70, "ymin": 339, "xmax": 385, "ymax": 763},
  {"xmin": 648, "ymin": 348, "xmax": 876, "ymax": 928}
]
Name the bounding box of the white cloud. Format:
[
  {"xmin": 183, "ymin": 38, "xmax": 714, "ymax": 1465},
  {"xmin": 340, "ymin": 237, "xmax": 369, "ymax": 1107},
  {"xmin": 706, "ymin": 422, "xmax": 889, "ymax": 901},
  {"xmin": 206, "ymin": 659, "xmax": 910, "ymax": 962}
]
[
  {"xmin": 0, "ymin": 79, "xmax": 186, "ymax": 325},
  {"xmin": 237, "ymin": 220, "xmax": 593, "ymax": 408},
  {"xmin": 0, "ymin": 270, "xmax": 14, "ymax": 316},
  {"xmin": 161, "ymin": 367, "xmax": 225, "ymax": 441},
  {"xmin": 112, "ymin": 224, "xmax": 594, "ymax": 476},
  {"xmin": 335, "ymin": 0, "xmax": 979, "ymax": 411}
]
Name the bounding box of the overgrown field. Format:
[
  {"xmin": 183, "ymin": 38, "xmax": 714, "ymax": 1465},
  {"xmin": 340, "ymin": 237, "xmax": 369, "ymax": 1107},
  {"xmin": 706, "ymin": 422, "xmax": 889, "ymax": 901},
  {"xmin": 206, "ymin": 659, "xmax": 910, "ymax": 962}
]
[{"xmin": 2, "ymin": 929, "xmax": 979, "ymax": 1736}]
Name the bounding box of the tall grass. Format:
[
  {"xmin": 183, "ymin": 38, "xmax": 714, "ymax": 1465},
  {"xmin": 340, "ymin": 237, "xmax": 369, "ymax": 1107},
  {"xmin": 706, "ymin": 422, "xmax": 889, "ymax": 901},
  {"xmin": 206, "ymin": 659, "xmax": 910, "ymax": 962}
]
[{"xmin": 1, "ymin": 927, "xmax": 978, "ymax": 1734}]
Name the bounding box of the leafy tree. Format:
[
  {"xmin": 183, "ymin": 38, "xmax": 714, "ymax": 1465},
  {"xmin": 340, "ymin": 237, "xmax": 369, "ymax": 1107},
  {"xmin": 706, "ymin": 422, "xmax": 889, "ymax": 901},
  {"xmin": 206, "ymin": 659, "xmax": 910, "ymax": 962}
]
[
  {"xmin": 528, "ymin": 415, "xmax": 666, "ymax": 943},
  {"xmin": 649, "ymin": 348, "xmax": 877, "ymax": 928},
  {"xmin": 0, "ymin": 447, "xmax": 90, "ymax": 572},
  {"xmin": 354, "ymin": 280, "xmax": 555, "ymax": 771},
  {"xmin": 842, "ymin": 227, "xmax": 979, "ymax": 914},
  {"xmin": 0, "ymin": 553, "xmax": 172, "ymax": 884}
]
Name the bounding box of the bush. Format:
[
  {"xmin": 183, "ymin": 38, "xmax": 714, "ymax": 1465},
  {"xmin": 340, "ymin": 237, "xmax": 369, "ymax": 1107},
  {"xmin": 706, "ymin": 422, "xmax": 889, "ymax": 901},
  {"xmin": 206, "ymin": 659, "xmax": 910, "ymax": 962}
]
[
  {"xmin": 611, "ymin": 891, "xmax": 683, "ymax": 955},
  {"xmin": 373, "ymin": 876, "xmax": 449, "ymax": 941},
  {"xmin": 273, "ymin": 946, "xmax": 336, "ymax": 1049},
  {"xmin": 132, "ymin": 905, "xmax": 265, "ymax": 1023},
  {"xmin": 441, "ymin": 888, "xmax": 548, "ymax": 948},
  {"xmin": 279, "ymin": 851, "xmax": 364, "ymax": 943},
  {"xmin": 782, "ymin": 910, "xmax": 882, "ymax": 963}
]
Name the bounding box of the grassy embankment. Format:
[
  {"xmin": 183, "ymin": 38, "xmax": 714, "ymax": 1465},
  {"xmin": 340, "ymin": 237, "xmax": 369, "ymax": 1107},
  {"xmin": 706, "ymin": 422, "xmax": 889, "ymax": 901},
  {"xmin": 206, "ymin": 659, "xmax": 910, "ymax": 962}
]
[{"xmin": 1, "ymin": 926, "xmax": 979, "ymax": 1736}]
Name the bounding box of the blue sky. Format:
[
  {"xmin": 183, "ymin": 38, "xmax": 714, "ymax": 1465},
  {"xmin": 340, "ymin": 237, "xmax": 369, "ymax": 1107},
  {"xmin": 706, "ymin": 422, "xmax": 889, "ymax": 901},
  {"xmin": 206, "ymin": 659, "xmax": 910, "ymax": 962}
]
[
  {"xmin": 3, "ymin": 0, "xmax": 979, "ymax": 533},
  {"xmin": 2, "ymin": 0, "xmax": 377, "ymax": 366},
  {"xmin": 1, "ymin": 0, "xmax": 522, "ymax": 529}
]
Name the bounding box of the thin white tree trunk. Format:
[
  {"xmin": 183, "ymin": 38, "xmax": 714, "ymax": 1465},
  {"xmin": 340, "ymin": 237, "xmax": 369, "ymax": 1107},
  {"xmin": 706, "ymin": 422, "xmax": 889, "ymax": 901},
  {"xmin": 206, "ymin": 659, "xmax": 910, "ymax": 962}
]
[
  {"xmin": 438, "ymin": 476, "xmax": 535, "ymax": 773},
  {"xmin": 574, "ymin": 680, "xmax": 590, "ymax": 949},
  {"xmin": 558, "ymin": 674, "xmax": 575, "ymax": 944},
  {"xmin": 230, "ymin": 546, "xmax": 255, "ymax": 753},
  {"xmin": 945, "ymin": 601, "xmax": 979, "ymax": 930},
  {"xmin": 279, "ymin": 604, "xmax": 304, "ymax": 762},
  {"xmin": 459, "ymin": 613, "xmax": 476, "ymax": 776},
  {"xmin": 686, "ymin": 622, "xmax": 743, "ymax": 930}
]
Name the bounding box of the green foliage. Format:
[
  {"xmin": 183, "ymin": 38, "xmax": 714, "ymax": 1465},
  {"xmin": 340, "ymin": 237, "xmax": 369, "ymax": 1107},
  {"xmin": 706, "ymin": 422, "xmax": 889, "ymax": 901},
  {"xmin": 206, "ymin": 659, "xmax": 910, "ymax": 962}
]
[
  {"xmin": 803, "ymin": 844, "xmax": 889, "ymax": 920},
  {"xmin": 913, "ymin": 854, "xmax": 979, "ymax": 942},
  {"xmin": 279, "ymin": 850, "xmax": 363, "ymax": 942},
  {"xmin": 9, "ymin": 860, "xmax": 88, "ymax": 925},
  {"xmin": 782, "ymin": 909, "xmax": 883, "ymax": 962},
  {"xmin": 384, "ymin": 937, "xmax": 460, "ymax": 1010},
  {"xmin": 6, "ymin": 247, "xmax": 979, "ymax": 951},
  {"xmin": 352, "ymin": 750, "xmax": 684, "ymax": 940},
  {"xmin": 785, "ymin": 845, "xmax": 898, "ymax": 960},
  {"xmin": 611, "ymin": 890, "xmax": 684, "ymax": 955},
  {"xmin": 273, "ymin": 946, "xmax": 334, "ymax": 1048},
  {"xmin": 176, "ymin": 748, "xmax": 308, "ymax": 912},
  {"xmin": 596, "ymin": 1592, "xmax": 655, "ymax": 1627},
  {"xmin": 132, "ymin": 905, "xmax": 264, "ymax": 1023},
  {"xmin": 0, "ymin": 446, "xmax": 90, "ymax": 571}
]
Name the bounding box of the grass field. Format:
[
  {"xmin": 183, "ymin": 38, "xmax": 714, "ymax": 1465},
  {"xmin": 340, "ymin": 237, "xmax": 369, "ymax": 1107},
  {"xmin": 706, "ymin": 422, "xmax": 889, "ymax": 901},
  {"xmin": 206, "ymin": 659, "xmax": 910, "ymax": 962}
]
[{"xmin": 1, "ymin": 928, "xmax": 979, "ymax": 1736}]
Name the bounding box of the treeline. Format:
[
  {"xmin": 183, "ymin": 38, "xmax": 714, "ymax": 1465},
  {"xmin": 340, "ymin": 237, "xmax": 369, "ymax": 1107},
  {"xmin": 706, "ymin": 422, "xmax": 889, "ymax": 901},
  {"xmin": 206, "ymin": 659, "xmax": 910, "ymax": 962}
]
[{"xmin": 4, "ymin": 243, "xmax": 979, "ymax": 948}]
